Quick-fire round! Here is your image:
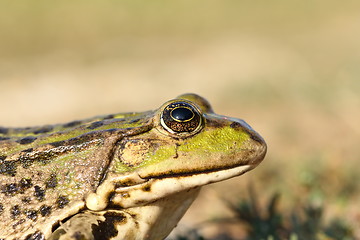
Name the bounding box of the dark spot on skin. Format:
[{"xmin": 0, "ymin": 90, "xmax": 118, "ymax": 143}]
[
  {"xmin": 63, "ymin": 120, "xmax": 82, "ymax": 128},
  {"xmin": 107, "ymin": 191, "xmax": 116, "ymax": 202},
  {"xmin": 67, "ymin": 133, "xmax": 97, "ymax": 145},
  {"xmin": 106, "ymin": 192, "xmax": 127, "ymax": 209},
  {"xmin": 49, "ymin": 140, "xmax": 65, "ymax": 148},
  {"xmin": 21, "ymin": 148, "xmax": 34, "ymax": 153},
  {"xmin": 33, "ymin": 125, "xmax": 54, "ymax": 134},
  {"xmin": 129, "ymin": 118, "xmax": 140, "ymax": 124},
  {"xmin": 87, "ymin": 121, "xmax": 104, "ymax": 130},
  {"xmin": 174, "ymin": 143, "xmax": 180, "ymax": 159},
  {"xmin": 230, "ymin": 121, "xmax": 242, "ymax": 129},
  {"xmin": 72, "ymin": 231, "xmax": 86, "ymax": 240},
  {"xmin": 16, "ymin": 136, "xmax": 37, "ymax": 145},
  {"xmin": 142, "ymin": 185, "xmax": 151, "ymax": 192},
  {"xmin": 22, "ymin": 197, "xmax": 32, "ymax": 203},
  {"xmin": 19, "ymin": 178, "xmax": 33, "ymax": 190},
  {"xmin": 49, "ymin": 130, "xmax": 100, "ymax": 148},
  {"xmin": 0, "ymin": 127, "xmax": 9, "ymax": 134},
  {"xmin": 1, "ymin": 183, "xmax": 19, "ymax": 195},
  {"xmin": 107, "ymin": 202, "xmax": 125, "ymax": 210},
  {"xmin": 104, "ymin": 128, "xmax": 118, "ymax": 134},
  {"xmin": 39, "ymin": 205, "xmax": 52, "ymax": 216},
  {"xmin": 25, "ymin": 209, "xmax": 38, "ymax": 221},
  {"xmin": 12, "ymin": 218, "xmax": 26, "ymax": 229},
  {"xmin": 0, "ymin": 155, "xmax": 6, "ymax": 160},
  {"xmin": 103, "ymin": 114, "xmax": 115, "ymax": 119},
  {"xmin": 0, "ymin": 137, "xmax": 10, "ymax": 141},
  {"xmin": 114, "ymin": 178, "xmax": 140, "ymax": 187},
  {"xmin": 10, "ymin": 205, "xmax": 21, "ymax": 219},
  {"xmin": 18, "ymin": 155, "xmax": 34, "ymax": 169},
  {"xmin": 91, "ymin": 212, "xmax": 127, "ymax": 240},
  {"xmin": 56, "ymin": 195, "xmax": 69, "ymax": 209},
  {"xmin": 46, "ymin": 173, "xmax": 58, "ymax": 188},
  {"xmin": 34, "ymin": 186, "xmax": 45, "ymax": 201},
  {"xmin": 24, "ymin": 231, "xmax": 45, "ymax": 240},
  {"xmin": 129, "ymin": 212, "xmax": 138, "ymax": 221},
  {"xmin": 0, "ymin": 203, "xmax": 3, "ymax": 214},
  {"xmin": 0, "ymin": 160, "xmax": 16, "ymax": 176}
]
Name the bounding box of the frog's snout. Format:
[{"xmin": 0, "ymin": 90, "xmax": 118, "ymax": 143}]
[
  {"xmin": 250, "ymin": 136, "xmax": 267, "ymax": 166},
  {"xmin": 228, "ymin": 118, "xmax": 267, "ymax": 167}
]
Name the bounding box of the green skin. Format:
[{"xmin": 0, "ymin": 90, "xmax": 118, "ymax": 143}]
[{"xmin": 0, "ymin": 94, "xmax": 266, "ymax": 240}]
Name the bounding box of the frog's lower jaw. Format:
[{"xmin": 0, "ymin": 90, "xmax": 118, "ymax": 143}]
[
  {"xmin": 85, "ymin": 164, "xmax": 253, "ymax": 212},
  {"xmin": 50, "ymin": 188, "xmax": 200, "ymax": 240},
  {"xmin": 112, "ymin": 164, "xmax": 253, "ymax": 209}
]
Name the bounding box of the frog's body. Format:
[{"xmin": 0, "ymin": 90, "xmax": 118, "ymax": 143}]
[{"xmin": 0, "ymin": 94, "xmax": 266, "ymax": 240}]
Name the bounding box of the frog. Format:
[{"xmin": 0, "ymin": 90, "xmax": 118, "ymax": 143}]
[{"xmin": 0, "ymin": 93, "xmax": 266, "ymax": 240}]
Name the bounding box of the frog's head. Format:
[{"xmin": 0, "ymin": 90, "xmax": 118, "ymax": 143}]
[{"xmin": 86, "ymin": 93, "xmax": 266, "ymax": 210}]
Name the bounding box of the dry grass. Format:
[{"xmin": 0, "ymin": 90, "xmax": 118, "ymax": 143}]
[{"xmin": 1, "ymin": 1, "xmax": 360, "ymax": 239}]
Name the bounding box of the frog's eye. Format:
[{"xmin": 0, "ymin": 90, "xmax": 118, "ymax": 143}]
[{"xmin": 160, "ymin": 101, "xmax": 203, "ymax": 135}]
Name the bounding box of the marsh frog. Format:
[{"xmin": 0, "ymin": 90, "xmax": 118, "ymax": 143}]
[{"xmin": 0, "ymin": 93, "xmax": 266, "ymax": 240}]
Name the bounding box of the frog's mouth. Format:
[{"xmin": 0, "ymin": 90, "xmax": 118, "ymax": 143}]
[
  {"xmin": 107, "ymin": 163, "xmax": 254, "ymax": 209},
  {"xmin": 86, "ymin": 143, "xmax": 266, "ymax": 211}
]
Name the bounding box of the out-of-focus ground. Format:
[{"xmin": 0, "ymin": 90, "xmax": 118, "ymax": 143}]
[{"xmin": 1, "ymin": 1, "xmax": 360, "ymax": 239}]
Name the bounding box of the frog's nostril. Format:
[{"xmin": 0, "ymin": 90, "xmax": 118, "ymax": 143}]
[{"xmin": 230, "ymin": 121, "xmax": 242, "ymax": 129}]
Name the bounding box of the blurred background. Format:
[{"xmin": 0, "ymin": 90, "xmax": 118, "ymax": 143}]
[{"xmin": 1, "ymin": 1, "xmax": 360, "ymax": 239}]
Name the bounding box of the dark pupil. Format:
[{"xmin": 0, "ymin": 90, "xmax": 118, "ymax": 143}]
[{"xmin": 171, "ymin": 107, "xmax": 194, "ymax": 121}]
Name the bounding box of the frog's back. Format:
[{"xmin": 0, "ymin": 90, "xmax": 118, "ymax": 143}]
[{"xmin": 0, "ymin": 112, "xmax": 153, "ymax": 239}]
